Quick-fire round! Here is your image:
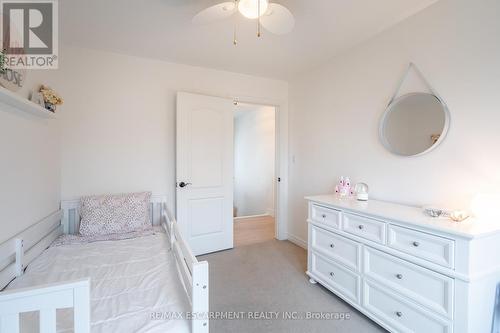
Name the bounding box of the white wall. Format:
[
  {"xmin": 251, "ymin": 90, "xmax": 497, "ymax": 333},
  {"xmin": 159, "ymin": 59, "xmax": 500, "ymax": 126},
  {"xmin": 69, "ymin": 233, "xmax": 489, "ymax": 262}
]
[
  {"xmin": 0, "ymin": 106, "xmax": 60, "ymax": 243},
  {"xmin": 22, "ymin": 47, "xmax": 288, "ymax": 216},
  {"xmin": 234, "ymin": 105, "xmax": 275, "ymax": 217},
  {"xmin": 288, "ymin": 0, "xmax": 500, "ymax": 243}
]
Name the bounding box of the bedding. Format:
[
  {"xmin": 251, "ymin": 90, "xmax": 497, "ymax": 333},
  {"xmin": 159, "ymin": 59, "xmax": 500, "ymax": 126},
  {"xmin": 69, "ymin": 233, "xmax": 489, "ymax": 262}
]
[
  {"xmin": 79, "ymin": 192, "xmax": 152, "ymax": 236},
  {"xmin": 51, "ymin": 227, "xmax": 160, "ymax": 247},
  {"xmin": 8, "ymin": 231, "xmax": 191, "ymax": 333}
]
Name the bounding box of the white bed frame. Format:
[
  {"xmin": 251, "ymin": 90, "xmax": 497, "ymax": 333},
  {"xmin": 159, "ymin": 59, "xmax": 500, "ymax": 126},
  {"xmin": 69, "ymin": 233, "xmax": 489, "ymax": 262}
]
[{"xmin": 0, "ymin": 195, "xmax": 209, "ymax": 333}]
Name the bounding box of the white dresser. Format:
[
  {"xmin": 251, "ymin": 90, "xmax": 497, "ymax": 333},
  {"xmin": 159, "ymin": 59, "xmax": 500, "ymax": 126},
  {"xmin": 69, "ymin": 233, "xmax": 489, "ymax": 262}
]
[{"xmin": 305, "ymin": 195, "xmax": 500, "ymax": 333}]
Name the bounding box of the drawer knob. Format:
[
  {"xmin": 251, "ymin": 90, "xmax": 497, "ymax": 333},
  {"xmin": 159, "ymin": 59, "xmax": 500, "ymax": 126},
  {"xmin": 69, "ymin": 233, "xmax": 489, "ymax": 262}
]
[
  {"xmin": 329, "ymin": 272, "xmax": 335, "ymax": 277},
  {"xmin": 322, "ymin": 214, "xmax": 327, "ymax": 218},
  {"xmin": 358, "ymin": 225, "xmax": 364, "ymax": 230},
  {"xmin": 396, "ymin": 311, "xmax": 403, "ymax": 318},
  {"xmin": 396, "ymin": 274, "xmax": 403, "ymax": 280},
  {"xmin": 330, "ymin": 243, "xmax": 335, "ymax": 248},
  {"xmin": 412, "ymin": 241, "xmax": 420, "ymax": 247}
]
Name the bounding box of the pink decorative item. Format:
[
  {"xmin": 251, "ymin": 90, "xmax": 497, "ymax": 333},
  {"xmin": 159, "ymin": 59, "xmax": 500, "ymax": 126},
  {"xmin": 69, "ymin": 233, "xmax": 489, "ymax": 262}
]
[{"xmin": 335, "ymin": 176, "xmax": 354, "ymax": 197}]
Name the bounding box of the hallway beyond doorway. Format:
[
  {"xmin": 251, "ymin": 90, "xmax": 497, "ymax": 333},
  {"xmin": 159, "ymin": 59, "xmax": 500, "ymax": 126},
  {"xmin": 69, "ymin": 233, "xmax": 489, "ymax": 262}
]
[{"xmin": 234, "ymin": 216, "xmax": 275, "ymax": 247}]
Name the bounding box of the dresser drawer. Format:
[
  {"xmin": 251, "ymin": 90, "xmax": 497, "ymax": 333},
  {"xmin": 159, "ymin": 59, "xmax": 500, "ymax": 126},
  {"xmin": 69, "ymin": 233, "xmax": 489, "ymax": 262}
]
[
  {"xmin": 310, "ymin": 204, "xmax": 341, "ymax": 229},
  {"xmin": 311, "ymin": 225, "xmax": 360, "ymax": 271},
  {"xmin": 342, "ymin": 212, "xmax": 386, "ymax": 244},
  {"xmin": 364, "ymin": 280, "xmax": 452, "ymax": 333},
  {"xmin": 310, "ymin": 251, "xmax": 360, "ymax": 303},
  {"xmin": 364, "ymin": 247, "xmax": 453, "ymax": 318},
  {"xmin": 387, "ymin": 225, "xmax": 455, "ymax": 269}
]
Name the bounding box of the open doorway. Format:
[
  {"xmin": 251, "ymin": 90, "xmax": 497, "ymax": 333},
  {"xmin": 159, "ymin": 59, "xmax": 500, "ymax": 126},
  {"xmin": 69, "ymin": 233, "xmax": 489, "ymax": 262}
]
[{"xmin": 233, "ymin": 103, "xmax": 276, "ymax": 247}]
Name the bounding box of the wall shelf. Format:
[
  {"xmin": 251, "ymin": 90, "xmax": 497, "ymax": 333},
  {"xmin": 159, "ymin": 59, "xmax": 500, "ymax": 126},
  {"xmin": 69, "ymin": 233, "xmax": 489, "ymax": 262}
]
[{"xmin": 0, "ymin": 86, "xmax": 55, "ymax": 119}]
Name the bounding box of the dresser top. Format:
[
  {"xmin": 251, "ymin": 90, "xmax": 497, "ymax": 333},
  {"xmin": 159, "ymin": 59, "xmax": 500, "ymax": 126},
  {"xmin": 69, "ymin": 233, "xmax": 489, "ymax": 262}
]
[{"xmin": 305, "ymin": 194, "xmax": 500, "ymax": 239}]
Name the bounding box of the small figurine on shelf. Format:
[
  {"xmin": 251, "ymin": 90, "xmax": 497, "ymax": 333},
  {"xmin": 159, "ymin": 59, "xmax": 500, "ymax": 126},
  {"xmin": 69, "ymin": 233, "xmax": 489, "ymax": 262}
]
[
  {"xmin": 39, "ymin": 85, "xmax": 63, "ymax": 112},
  {"xmin": 335, "ymin": 176, "xmax": 354, "ymax": 197}
]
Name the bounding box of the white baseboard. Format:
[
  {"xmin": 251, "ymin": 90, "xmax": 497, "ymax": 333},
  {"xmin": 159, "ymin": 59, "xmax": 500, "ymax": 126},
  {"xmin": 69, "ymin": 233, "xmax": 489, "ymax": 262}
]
[
  {"xmin": 234, "ymin": 214, "xmax": 270, "ymax": 221},
  {"xmin": 287, "ymin": 233, "xmax": 307, "ymax": 249}
]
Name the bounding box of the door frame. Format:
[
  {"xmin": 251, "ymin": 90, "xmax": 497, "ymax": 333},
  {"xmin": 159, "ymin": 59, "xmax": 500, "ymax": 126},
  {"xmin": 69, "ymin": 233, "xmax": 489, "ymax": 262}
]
[
  {"xmin": 176, "ymin": 91, "xmax": 288, "ymax": 241},
  {"xmin": 233, "ymin": 97, "xmax": 288, "ymax": 240}
]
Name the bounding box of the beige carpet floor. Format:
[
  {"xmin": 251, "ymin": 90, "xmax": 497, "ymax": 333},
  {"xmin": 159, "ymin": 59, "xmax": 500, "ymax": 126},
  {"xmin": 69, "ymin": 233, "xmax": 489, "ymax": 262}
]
[{"xmin": 198, "ymin": 240, "xmax": 387, "ymax": 333}]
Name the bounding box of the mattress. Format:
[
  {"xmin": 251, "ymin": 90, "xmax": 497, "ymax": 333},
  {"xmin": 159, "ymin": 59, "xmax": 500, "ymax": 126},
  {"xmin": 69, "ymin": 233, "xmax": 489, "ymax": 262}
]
[{"xmin": 7, "ymin": 232, "xmax": 191, "ymax": 333}]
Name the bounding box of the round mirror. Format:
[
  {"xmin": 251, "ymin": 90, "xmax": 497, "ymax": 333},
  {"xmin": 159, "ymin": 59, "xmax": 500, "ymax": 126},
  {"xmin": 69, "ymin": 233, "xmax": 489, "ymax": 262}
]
[{"xmin": 380, "ymin": 92, "xmax": 449, "ymax": 156}]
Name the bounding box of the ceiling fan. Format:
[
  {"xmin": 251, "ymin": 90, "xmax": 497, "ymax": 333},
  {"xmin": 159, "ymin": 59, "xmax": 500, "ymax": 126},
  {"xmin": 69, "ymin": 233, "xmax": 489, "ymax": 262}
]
[{"xmin": 193, "ymin": 0, "xmax": 295, "ymax": 45}]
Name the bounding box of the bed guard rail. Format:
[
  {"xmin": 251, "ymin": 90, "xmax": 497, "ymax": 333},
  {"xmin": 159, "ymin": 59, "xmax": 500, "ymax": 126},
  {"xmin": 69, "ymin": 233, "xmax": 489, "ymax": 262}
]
[
  {"xmin": 160, "ymin": 202, "xmax": 209, "ymax": 333},
  {"xmin": 0, "ymin": 278, "xmax": 90, "ymax": 333}
]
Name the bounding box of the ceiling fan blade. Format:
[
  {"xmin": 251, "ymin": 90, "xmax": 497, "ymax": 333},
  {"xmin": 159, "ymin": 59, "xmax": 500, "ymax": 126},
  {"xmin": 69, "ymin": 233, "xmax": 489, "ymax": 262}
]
[
  {"xmin": 192, "ymin": 2, "xmax": 237, "ymax": 25},
  {"xmin": 260, "ymin": 3, "xmax": 295, "ymax": 35}
]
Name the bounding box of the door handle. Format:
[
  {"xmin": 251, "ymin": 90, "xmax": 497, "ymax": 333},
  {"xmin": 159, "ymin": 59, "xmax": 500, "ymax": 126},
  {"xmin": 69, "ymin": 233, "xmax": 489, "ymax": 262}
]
[{"xmin": 178, "ymin": 181, "xmax": 192, "ymax": 188}]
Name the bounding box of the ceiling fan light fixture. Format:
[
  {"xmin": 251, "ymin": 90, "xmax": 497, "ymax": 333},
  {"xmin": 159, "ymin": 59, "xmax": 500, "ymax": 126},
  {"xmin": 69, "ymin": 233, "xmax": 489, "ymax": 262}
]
[{"xmin": 238, "ymin": 0, "xmax": 269, "ymax": 19}]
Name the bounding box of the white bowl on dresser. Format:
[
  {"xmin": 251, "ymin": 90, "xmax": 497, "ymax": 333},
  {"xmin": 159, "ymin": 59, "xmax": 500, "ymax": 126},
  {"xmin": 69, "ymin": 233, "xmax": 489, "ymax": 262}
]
[{"xmin": 305, "ymin": 194, "xmax": 500, "ymax": 333}]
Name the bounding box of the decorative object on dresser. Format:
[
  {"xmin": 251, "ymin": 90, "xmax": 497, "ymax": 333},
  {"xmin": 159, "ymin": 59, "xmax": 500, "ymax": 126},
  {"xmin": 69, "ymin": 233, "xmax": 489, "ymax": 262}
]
[
  {"xmin": 335, "ymin": 176, "xmax": 354, "ymax": 197},
  {"xmin": 423, "ymin": 206, "xmax": 446, "ymax": 218},
  {"xmin": 423, "ymin": 206, "xmax": 470, "ymax": 223},
  {"xmin": 380, "ymin": 63, "xmax": 450, "ymax": 157},
  {"xmin": 354, "ymin": 183, "xmax": 369, "ymax": 201},
  {"xmin": 449, "ymin": 210, "xmax": 469, "ymax": 222},
  {"xmin": 305, "ymin": 194, "xmax": 500, "ymax": 333}
]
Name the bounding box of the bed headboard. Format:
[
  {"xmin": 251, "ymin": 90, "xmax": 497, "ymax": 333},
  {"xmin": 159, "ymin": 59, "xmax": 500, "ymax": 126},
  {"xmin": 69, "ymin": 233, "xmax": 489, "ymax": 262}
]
[{"xmin": 61, "ymin": 195, "xmax": 168, "ymax": 235}]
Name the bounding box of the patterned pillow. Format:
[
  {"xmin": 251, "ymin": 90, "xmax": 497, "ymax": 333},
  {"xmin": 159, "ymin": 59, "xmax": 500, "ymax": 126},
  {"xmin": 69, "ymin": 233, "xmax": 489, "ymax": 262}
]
[{"xmin": 79, "ymin": 192, "xmax": 152, "ymax": 236}]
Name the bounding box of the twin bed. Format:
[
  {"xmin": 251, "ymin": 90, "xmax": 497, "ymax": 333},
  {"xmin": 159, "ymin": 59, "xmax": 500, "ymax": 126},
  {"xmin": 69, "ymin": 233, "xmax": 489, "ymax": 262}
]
[{"xmin": 0, "ymin": 194, "xmax": 209, "ymax": 333}]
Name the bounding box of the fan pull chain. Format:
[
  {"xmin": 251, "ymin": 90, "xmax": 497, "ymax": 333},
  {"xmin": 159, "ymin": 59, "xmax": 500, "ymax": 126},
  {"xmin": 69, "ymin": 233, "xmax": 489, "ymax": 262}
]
[
  {"xmin": 257, "ymin": 0, "xmax": 261, "ymax": 37},
  {"xmin": 233, "ymin": 23, "xmax": 238, "ymax": 45},
  {"xmin": 233, "ymin": 0, "xmax": 238, "ymax": 45}
]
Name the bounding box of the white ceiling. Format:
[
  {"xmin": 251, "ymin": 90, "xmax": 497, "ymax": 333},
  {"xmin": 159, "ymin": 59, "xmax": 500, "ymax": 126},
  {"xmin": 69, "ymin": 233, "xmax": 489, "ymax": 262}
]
[{"xmin": 60, "ymin": 0, "xmax": 438, "ymax": 80}]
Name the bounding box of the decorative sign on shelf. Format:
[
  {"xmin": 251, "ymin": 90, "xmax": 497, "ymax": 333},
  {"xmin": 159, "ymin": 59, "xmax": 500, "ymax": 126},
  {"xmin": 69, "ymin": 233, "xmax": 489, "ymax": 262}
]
[
  {"xmin": 29, "ymin": 90, "xmax": 45, "ymax": 107},
  {"xmin": 0, "ymin": 49, "xmax": 26, "ymax": 92}
]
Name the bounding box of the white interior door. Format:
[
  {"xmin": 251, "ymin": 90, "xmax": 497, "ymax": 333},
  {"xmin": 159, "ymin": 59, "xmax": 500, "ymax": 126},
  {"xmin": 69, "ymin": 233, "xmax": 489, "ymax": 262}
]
[{"xmin": 176, "ymin": 92, "xmax": 234, "ymax": 255}]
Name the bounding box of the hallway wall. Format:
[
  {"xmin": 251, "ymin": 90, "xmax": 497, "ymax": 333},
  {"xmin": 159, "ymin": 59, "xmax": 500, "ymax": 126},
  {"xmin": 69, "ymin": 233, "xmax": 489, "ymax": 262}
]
[{"xmin": 234, "ymin": 105, "xmax": 275, "ymax": 217}]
